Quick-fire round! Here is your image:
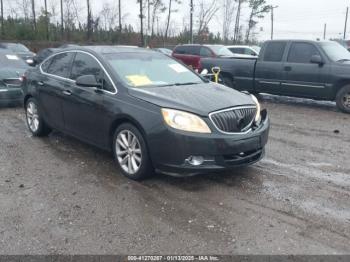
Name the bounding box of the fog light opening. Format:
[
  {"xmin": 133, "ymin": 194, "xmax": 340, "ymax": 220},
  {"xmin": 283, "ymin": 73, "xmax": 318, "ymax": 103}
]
[{"xmin": 186, "ymin": 156, "xmax": 205, "ymax": 166}]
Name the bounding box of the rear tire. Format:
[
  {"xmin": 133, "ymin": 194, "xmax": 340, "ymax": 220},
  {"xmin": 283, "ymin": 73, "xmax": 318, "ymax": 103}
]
[
  {"xmin": 25, "ymin": 98, "xmax": 52, "ymax": 136},
  {"xmin": 112, "ymin": 123, "xmax": 154, "ymax": 180},
  {"xmin": 336, "ymin": 85, "xmax": 350, "ymax": 113}
]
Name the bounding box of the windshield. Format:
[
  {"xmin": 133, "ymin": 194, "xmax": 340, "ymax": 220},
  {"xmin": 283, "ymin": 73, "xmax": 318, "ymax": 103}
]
[
  {"xmin": 320, "ymin": 42, "xmax": 350, "ymax": 62},
  {"xmin": 207, "ymin": 46, "xmax": 233, "ymax": 56},
  {"xmin": 104, "ymin": 52, "xmax": 204, "ymax": 88},
  {"xmin": 0, "ymin": 53, "xmax": 28, "ymax": 68}
]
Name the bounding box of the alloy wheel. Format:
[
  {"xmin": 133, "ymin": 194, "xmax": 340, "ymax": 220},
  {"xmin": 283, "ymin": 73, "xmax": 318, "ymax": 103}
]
[
  {"xmin": 115, "ymin": 130, "xmax": 142, "ymax": 175},
  {"xmin": 26, "ymin": 101, "xmax": 40, "ymax": 132}
]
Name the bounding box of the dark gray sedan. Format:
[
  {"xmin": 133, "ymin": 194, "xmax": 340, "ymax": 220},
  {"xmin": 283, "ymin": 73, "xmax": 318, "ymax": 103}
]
[{"xmin": 0, "ymin": 49, "xmax": 29, "ymax": 106}]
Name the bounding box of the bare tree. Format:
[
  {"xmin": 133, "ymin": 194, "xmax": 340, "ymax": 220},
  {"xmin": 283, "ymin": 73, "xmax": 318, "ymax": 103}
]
[
  {"xmin": 0, "ymin": 0, "xmax": 3, "ymax": 37},
  {"xmin": 60, "ymin": 0, "xmax": 64, "ymax": 38},
  {"xmin": 118, "ymin": 0, "xmax": 122, "ymax": 32},
  {"xmin": 164, "ymin": 0, "xmax": 180, "ymax": 40},
  {"xmin": 44, "ymin": 0, "xmax": 49, "ymax": 40},
  {"xmin": 99, "ymin": 3, "xmax": 117, "ymax": 31},
  {"xmin": 137, "ymin": 0, "xmax": 145, "ymax": 46},
  {"xmin": 87, "ymin": 0, "xmax": 92, "ymax": 40},
  {"xmin": 31, "ymin": 0, "xmax": 36, "ymax": 32},
  {"xmin": 150, "ymin": 0, "xmax": 165, "ymax": 36},
  {"xmin": 197, "ymin": 0, "xmax": 219, "ymax": 36},
  {"xmin": 245, "ymin": 0, "xmax": 270, "ymax": 42},
  {"xmin": 233, "ymin": 0, "xmax": 246, "ymax": 43},
  {"xmin": 222, "ymin": 0, "xmax": 236, "ymax": 43}
]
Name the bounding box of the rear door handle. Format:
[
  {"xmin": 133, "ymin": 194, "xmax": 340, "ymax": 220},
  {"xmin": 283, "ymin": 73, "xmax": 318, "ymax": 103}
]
[
  {"xmin": 62, "ymin": 90, "xmax": 72, "ymax": 96},
  {"xmin": 38, "ymin": 81, "xmax": 44, "ymax": 86},
  {"xmin": 284, "ymin": 66, "xmax": 292, "ymax": 72}
]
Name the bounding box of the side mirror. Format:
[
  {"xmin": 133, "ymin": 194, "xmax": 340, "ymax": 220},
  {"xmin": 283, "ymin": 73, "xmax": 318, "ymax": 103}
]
[
  {"xmin": 310, "ymin": 55, "xmax": 323, "ymax": 65},
  {"xmin": 76, "ymin": 75, "xmax": 102, "ymax": 88}
]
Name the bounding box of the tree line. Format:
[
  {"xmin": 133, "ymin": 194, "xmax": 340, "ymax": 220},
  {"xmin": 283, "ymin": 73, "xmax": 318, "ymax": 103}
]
[{"xmin": 0, "ymin": 0, "xmax": 271, "ymax": 47}]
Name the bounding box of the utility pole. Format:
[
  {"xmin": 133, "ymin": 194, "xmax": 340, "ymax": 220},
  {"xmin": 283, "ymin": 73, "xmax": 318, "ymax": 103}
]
[
  {"xmin": 323, "ymin": 23, "xmax": 327, "ymax": 40},
  {"xmin": 139, "ymin": 0, "xmax": 144, "ymax": 47},
  {"xmin": 44, "ymin": 0, "xmax": 49, "ymax": 40},
  {"xmin": 344, "ymin": 7, "xmax": 349, "ymax": 40},
  {"xmin": 60, "ymin": 0, "xmax": 64, "ymax": 39},
  {"xmin": 190, "ymin": 0, "xmax": 193, "ymax": 43},
  {"xmin": 270, "ymin": 5, "xmax": 278, "ymax": 40},
  {"xmin": 0, "ymin": 0, "xmax": 4, "ymax": 38}
]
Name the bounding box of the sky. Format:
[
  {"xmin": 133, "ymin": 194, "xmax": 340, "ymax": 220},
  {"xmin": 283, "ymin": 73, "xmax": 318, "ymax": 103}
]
[{"xmin": 4, "ymin": 0, "xmax": 350, "ymax": 41}]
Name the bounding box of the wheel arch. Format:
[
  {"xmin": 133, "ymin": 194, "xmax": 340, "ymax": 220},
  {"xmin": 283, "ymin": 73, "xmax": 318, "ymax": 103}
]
[
  {"xmin": 333, "ymin": 79, "xmax": 350, "ymax": 100},
  {"xmin": 108, "ymin": 114, "xmax": 148, "ymax": 150}
]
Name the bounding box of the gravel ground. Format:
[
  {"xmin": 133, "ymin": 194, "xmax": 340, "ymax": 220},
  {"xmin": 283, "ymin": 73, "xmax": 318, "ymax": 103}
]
[{"xmin": 0, "ymin": 95, "xmax": 349, "ymax": 255}]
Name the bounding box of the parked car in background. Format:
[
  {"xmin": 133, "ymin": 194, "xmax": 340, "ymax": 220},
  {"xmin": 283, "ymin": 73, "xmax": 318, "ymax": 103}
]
[
  {"xmin": 33, "ymin": 48, "xmax": 60, "ymax": 65},
  {"xmin": 172, "ymin": 44, "xmax": 234, "ymax": 71},
  {"xmin": 0, "ymin": 49, "xmax": 29, "ymax": 106},
  {"xmin": 154, "ymin": 48, "xmax": 173, "ymax": 56},
  {"xmin": 0, "ymin": 42, "xmax": 35, "ymax": 66},
  {"xmin": 201, "ymin": 40, "xmax": 350, "ymax": 113},
  {"xmin": 23, "ymin": 46, "xmax": 269, "ymax": 180},
  {"xmin": 227, "ymin": 45, "xmax": 261, "ymax": 57}
]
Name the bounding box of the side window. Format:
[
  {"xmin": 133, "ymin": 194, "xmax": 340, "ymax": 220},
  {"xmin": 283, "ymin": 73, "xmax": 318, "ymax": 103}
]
[
  {"xmin": 263, "ymin": 42, "xmax": 287, "ymax": 62},
  {"xmin": 71, "ymin": 53, "xmax": 115, "ymax": 92},
  {"xmin": 174, "ymin": 46, "xmax": 186, "ymax": 54},
  {"xmin": 46, "ymin": 52, "xmax": 75, "ymax": 78},
  {"xmin": 200, "ymin": 47, "xmax": 212, "ymax": 57},
  {"xmin": 189, "ymin": 46, "xmax": 200, "ymax": 56},
  {"xmin": 287, "ymin": 43, "xmax": 320, "ymax": 63},
  {"xmin": 70, "ymin": 53, "xmax": 102, "ymax": 80},
  {"xmin": 234, "ymin": 48, "xmax": 245, "ymax": 54},
  {"xmin": 41, "ymin": 57, "xmax": 53, "ymax": 72}
]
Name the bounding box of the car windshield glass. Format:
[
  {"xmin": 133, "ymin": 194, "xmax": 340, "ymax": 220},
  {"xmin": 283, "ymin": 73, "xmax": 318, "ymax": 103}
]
[
  {"xmin": 251, "ymin": 46, "xmax": 261, "ymax": 53},
  {"xmin": 104, "ymin": 52, "xmax": 204, "ymax": 88},
  {"xmin": 0, "ymin": 52, "xmax": 28, "ymax": 68},
  {"xmin": 7, "ymin": 44, "xmax": 30, "ymax": 53},
  {"xmin": 320, "ymin": 42, "xmax": 350, "ymax": 62},
  {"xmin": 207, "ymin": 46, "xmax": 233, "ymax": 56}
]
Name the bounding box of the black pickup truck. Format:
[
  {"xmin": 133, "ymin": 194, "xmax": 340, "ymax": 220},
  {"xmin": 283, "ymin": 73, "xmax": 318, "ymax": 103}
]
[{"xmin": 201, "ymin": 40, "xmax": 350, "ymax": 113}]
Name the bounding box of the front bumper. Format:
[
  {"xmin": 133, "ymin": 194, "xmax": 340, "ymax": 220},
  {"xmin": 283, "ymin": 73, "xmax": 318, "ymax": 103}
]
[
  {"xmin": 0, "ymin": 88, "xmax": 23, "ymax": 106},
  {"xmin": 149, "ymin": 110, "xmax": 270, "ymax": 176}
]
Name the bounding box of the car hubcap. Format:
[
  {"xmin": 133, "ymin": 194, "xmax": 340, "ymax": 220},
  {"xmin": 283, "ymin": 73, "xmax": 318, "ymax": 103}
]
[
  {"xmin": 116, "ymin": 130, "xmax": 142, "ymax": 175},
  {"xmin": 343, "ymin": 93, "xmax": 350, "ymax": 108},
  {"xmin": 26, "ymin": 102, "xmax": 39, "ymax": 132}
]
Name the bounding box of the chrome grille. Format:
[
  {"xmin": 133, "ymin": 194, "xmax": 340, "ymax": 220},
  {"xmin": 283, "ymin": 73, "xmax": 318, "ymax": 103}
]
[{"xmin": 209, "ymin": 106, "xmax": 257, "ymax": 133}]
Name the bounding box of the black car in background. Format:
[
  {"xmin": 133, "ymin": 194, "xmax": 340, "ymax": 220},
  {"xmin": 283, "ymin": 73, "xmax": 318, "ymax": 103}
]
[
  {"xmin": 0, "ymin": 42, "xmax": 35, "ymax": 66},
  {"xmin": 23, "ymin": 46, "xmax": 269, "ymax": 180},
  {"xmin": 201, "ymin": 40, "xmax": 350, "ymax": 113},
  {"xmin": 0, "ymin": 49, "xmax": 29, "ymax": 106}
]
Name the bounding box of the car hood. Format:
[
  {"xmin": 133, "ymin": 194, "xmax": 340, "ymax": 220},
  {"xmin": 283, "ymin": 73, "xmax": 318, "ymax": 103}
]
[
  {"xmin": 0, "ymin": 68, "xmax": 27, "ymax": 79},
  {"xmin": 128, "ymin": 83, "xmax": 255, "ymax": 116}
]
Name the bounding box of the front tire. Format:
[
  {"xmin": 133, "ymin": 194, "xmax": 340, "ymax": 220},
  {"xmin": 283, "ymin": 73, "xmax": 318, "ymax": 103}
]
[
  {"xmin": 113, "ymin": 123, "xmax": 154, "ymax": 180},
  {"xmin": 336, "ymin": 85, "xmax": 350, "ymax": 113},
  {"xmin": 25, "ymin": 98, "xmax": 51, "ymax": 136}
]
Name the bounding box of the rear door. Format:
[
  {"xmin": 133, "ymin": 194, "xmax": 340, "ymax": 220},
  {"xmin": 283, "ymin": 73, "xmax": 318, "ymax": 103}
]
[
  {"xmin": 255, "ymin": 41, "xmax": 287, "ymax": 94},
  {"xmin": 38, "ymin": 52, "xmax": 75, "ymax": 130},
  {"xmin": 281, "ymin": 42, "xmax": 330, "ymax": 98},
  {"xmin": 62, "ymin": 52, "xmax": 114, "ymax": 145}
]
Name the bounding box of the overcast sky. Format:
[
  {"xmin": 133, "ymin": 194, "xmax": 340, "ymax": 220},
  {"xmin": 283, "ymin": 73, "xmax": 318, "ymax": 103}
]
[{"xmin": 5, "ymin": 0, "xmax": 350, "ymax": 41}]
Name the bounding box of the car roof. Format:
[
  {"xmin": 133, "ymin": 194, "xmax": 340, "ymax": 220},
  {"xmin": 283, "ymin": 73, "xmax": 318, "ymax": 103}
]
[{"xmin": 63, "ymin": 45, "xmax": 152, "ymax": 55}]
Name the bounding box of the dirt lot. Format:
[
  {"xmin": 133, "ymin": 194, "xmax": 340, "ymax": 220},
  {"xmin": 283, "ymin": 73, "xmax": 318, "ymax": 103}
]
[{"xmin": 0, "ymin": 95, "xmax": 349, "ymax": 255}]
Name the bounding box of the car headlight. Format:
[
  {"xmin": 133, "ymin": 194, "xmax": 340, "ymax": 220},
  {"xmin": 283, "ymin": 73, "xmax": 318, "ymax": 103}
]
[
  {"xmin": 251, "ymin": 94, "xmax": 261, "ymax": 123},
  {"xmin": 161, "ymin": 108, "xmax": 211, "ymax": 133}
]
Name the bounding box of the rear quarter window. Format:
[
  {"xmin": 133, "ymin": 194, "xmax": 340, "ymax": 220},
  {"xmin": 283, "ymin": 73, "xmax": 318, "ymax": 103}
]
[{"xmin": 263, "ymin": 42, "xmax": 287, "ymax": 62}]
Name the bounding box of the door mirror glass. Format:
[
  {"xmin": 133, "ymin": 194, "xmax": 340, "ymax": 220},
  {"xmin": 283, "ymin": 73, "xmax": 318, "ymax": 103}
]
[
  {"xmin": 76, "ymin": 75, "xmax": 102, "ymax": 88},
  {"xmin": 310, "ymin": 55, "xmax": 323, "ymax": 65}
]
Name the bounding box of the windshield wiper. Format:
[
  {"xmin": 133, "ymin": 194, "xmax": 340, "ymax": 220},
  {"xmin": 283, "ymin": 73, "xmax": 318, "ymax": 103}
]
[
  {"xmin": 158, "ymin": 82, "xmax": 201, "ymax": 87},
  {"xmin": 336, "ymin": 59, "xmax": 350, "ymax": 62}
]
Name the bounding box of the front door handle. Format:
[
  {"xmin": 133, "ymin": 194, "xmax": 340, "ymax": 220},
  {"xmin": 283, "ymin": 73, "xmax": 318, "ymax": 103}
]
[
  {"xmin": 284, "ymin": 66, "xmax": 292, "ymax": 72},
  {"xmin": 37, "ymin": 81, "xmax": 44, "ymax": 86},
  {"xmin": 62, "ymin": 90, "xmax": 72, "ymax": 96}
]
